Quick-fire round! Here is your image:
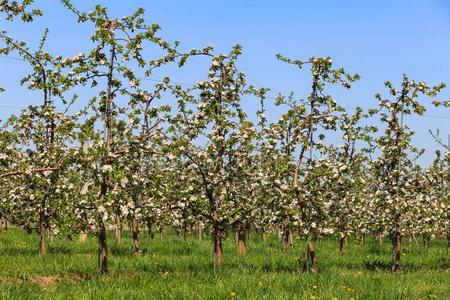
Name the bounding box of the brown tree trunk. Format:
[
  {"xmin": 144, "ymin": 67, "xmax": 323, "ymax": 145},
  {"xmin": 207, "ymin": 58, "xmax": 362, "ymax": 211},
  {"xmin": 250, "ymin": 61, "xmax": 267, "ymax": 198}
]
[
  {"xmin": 183, "ymin": 224, "xmax": 188, "ymax": 240},
  {"xmin": 237, "ymin": 226, "xmax": 247, "ymax": 256},
  {"xmin": 213, "ymin": 226, "xmax": 223, "ymax": 267},
  {"xmin": 339, "ymin": 235, "xmax": 347, "ymax": 254},
  {"xmin": 131, "ymin": 218, "xmax": 141, "ymax": 255},
  {"xmin": 39, "ymin": 220, "xmax": 46, "ymax": 256},
  {"xmin": 114, "ymin": 215, "xmax": 122, "ymax": 243},
  {"xmin": 198, "ymin": 226, "xmax": 202, "ymax": 241},
  {"xmin": 283, "ymin": 228, "xmax": 290, "ymax": 254},
  {"xmin": 0, "ymin": 219, "xmax": 7, "ymax": 231},
  {"xmin": 447, "ymin": 230, "xmax": 450, "ymax": 256},
  {"xmin": 304, "ymin": 240, "xmax": 318, "ymax": 273},
  {"xmin": 79, "ymin": 231, "xmax": 87, "ymax": 244},
  {"xmin": 277, "ymin": 227, "xmax": 282, "ymax": 242},
  {"xmin": 415, "ymin": 234, "xmax": 419, "ymax": 245},
  {"xmin": 98, "ymin": 176, "xmax": 108, "ymax": 273},
  {"xmin": 356, "ymin": 232, "xmax": 365, "ymax": 245},
  {"xmin": 392, "ymin": 215, "xmax": 402, "ymax": 272},
  {"xmin": 423, "ymin": 233, "xmax": 430, "ymax": 254},
  {"xmin": 159, "ymin": 225, "xmax": 164, "ymax": 239},
  {"xmin": 258, "ymin": 228, "xmax": 266, "ymax": 242},
  {"xmin": 98, "ymin": 222, "xmax": 108, "ymax": 274},
  {"xmin": 146, "ymin": 218, "xmax": 154, "ymax": 239},
  {"xmin": 378, "ymin": 232, "xmax": 384, "ymax": 245},
  {"xmin": 97, "ymin": 29, "xmax": 115, "ymax": 275}
]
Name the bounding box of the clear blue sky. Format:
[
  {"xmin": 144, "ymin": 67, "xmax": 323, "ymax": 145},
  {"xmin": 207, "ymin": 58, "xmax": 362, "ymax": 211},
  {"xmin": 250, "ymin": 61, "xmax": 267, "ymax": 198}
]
[{"xmin": 1, "ymin": 0, "xmax": 450, "ymax": 165}]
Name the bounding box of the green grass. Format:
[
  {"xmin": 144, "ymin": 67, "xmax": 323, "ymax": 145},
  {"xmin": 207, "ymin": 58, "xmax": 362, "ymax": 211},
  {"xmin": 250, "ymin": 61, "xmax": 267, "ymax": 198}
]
[{"xmin": 0, "ymin": 229, "xmax": 448, "ymax": 299}]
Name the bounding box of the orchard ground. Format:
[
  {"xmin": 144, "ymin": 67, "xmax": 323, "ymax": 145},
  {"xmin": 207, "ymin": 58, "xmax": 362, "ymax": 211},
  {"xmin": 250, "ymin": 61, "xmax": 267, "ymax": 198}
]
[{"xmin": 0, "ymin": 229, "xmax": 449, "ymax": 299}]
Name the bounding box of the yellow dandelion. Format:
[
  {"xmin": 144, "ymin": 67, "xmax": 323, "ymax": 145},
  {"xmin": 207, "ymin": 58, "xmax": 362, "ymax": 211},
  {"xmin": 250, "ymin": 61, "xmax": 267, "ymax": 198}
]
[
  {"xmin": 229, "ymin": 292, "xmax": 237, "ymax": 298},
  {"xmin": 310, "ymin": 295, "xmax": 317, "ymax": 300},
  {"xmin": 332, "ymin": 297, "xmax": 338, "ymax": 300},
  {"xmin": 312, "ymin": 285, "xmax": 318, "ymax": 289}
]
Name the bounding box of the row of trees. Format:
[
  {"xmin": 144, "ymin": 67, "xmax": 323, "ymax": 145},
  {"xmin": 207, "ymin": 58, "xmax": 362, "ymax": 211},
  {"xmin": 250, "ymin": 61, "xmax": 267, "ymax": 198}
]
[{"xmin": 0, "ymin": 1, "xmax": 449, "ymax": 273}]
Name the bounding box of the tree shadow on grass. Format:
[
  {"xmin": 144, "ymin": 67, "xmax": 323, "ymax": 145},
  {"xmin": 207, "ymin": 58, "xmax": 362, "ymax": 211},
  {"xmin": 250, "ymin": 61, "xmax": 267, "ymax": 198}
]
[
  {"xmin": 0, "ymin": 247, "xmax": 39, "ymax": 256},
  {"xmin": 47, "ymin": 246, "xmax": 75, "ymax": 255},
  {"xmin": 132, "ymin": 258, "xmax": 301, "ymax": 275},
  {"xmin": 0, "ymin": 245, "xmax": 82, "ymax": 256},
  {"xmin": 362, "ymin": 259, "xmax": 393, "ymax": 271},
  {"xmin": 367, "ymin": 244, "xmax": 390, "ymax": 255},
  {"xmin": 361, "ymin": 259, "xmax": 439, "ymax": 272}
]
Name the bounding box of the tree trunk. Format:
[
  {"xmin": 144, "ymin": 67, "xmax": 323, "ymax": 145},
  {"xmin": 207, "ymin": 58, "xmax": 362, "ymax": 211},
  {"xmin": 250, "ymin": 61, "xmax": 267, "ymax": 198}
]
[
  {"xmin": 198, "ymin": 226, "xmax": 202, "ymax": 241},
  {"xmin": 114, "ymin": 215, "xmax": 122, "ymax": 243},
  {"xmin": 339, "ymin": 235, "xmax": 347, "ymax": 254},
  {"xmin": 146, "ymin": 218, "xmax": 154, "ymax": 239},
  {"xmin": 98, "ymin": 176, "xmax": 108, "ymax": 273},
  {"xmin": 423, "ymin": 233, "xmax": 430, "ymax": 254},
  {"xmin": 391, "ymin": 215, "xmax": 402, "ymax": 272},
  {"xmin": 213, "ymin": 226, "xmax": 223, "ymax": 267},
  {"xmin": 412, "ymin": 234, "xmax": 419, "ymax": 246},
  {"xmin": 79, "ymin": 231, "xmax": 87, "ymax": 243},
  {"xmin": 237, "ymin": 226, "xmax": 247, "ymax": 256},
  {"xmin": 258, "ymin": 228, "xmax": 266, "ymax": 242},
  {"xmin": 378, "ymin": 232, "xmax": 384, "ymax": 245},
  {"xmin": 356, "ymin": 232, "xmax": 365, "ymax": 245},
  {"xmin": 304, "ymin": 240, "xmax": 318, "ymax": 273},
  {"xmin": 39, "ymin": 220, "xmax": 46, "ymax": 256},
  {"xmin": 447, "ymin": 230, "xmax": 450, "ymax": 256},
  {"xmin": 283, "ymin": 228, "xmax": 290, "ymax": 254},
  {"xmin": 98, "ymin": 33, "xmax": 114, "ymax": 275},
  {"xmin": 98, "ymin": 222, "xmax": 108, "ymax": 274},
  {"xmin": 131, "ymin": 218, "xmax": 141, "ymax": 255},
  {"xmin": 183, "ymin": 224, "xmax": 188, "ymax": 240}
]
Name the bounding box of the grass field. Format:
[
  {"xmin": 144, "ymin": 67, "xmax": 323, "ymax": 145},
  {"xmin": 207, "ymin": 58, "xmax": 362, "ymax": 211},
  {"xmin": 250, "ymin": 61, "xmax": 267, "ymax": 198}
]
[{"xmin": 0, "ymin": 229, "xmax": 448, "ymax": 299}]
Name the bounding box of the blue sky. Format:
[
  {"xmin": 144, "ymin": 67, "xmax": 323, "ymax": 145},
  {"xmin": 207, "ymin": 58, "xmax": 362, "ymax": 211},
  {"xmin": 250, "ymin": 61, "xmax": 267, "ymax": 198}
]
[{"xmin": 1, "ymin": 0, "xmax": 450, "ymax": 164}]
